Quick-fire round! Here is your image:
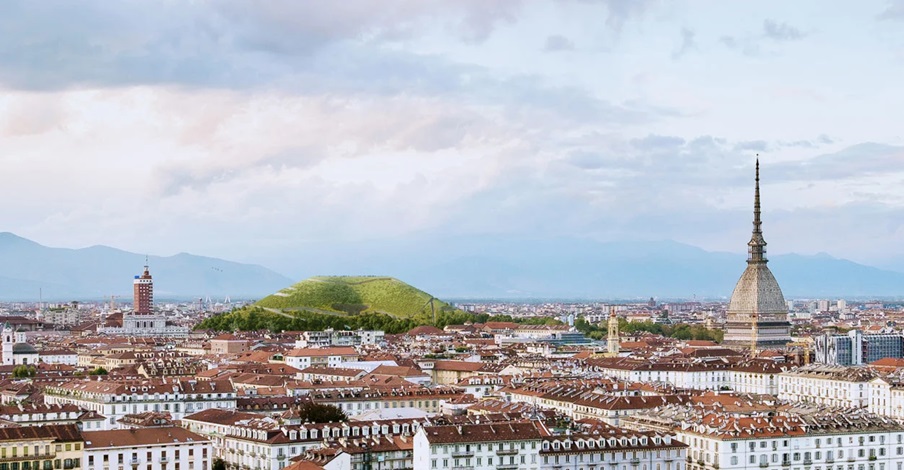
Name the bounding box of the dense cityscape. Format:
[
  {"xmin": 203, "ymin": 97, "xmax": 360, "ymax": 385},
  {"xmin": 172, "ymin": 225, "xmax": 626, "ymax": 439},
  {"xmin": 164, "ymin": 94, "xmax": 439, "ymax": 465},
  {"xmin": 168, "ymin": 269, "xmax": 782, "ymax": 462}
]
[
  {"xmin": 4, "ymin": 3, "xmax": 904, "ymax": 470},
  {"xmin": 0, "ymin": 166, "xmax": 901, "ymax": 470}
]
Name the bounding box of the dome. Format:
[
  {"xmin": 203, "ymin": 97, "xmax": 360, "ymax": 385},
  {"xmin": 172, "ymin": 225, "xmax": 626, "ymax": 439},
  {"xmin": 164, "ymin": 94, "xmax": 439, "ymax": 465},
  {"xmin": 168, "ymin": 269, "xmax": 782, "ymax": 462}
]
[
  {"xmin": 727, "ymin": 263, "xmax": 787, "ymax": 316},
  {"xmin": 12, "ymin": 343, "xmax": 37, "ymax": 354}
]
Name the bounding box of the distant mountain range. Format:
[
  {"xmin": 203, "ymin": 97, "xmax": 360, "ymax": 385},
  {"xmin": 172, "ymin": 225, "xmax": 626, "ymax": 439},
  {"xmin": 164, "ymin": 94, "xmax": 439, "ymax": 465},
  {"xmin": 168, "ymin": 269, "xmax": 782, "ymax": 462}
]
[
  {"xmin": 272, "ymin": 236, "xmax": 904, "ymax": 300},
  {"xmin": 2, "ymin": 232, "xmax": 904, "ymax": 301},
  {"xmin": 0, "ymin": 232, "xmax": 293, "ymax": 301}
]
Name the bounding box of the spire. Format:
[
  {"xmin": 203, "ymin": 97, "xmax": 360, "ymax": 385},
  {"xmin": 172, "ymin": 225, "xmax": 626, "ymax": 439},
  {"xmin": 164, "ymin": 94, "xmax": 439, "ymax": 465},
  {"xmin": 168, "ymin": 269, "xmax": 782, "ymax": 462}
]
[{"xmin": 747, "ymin": 157, "xmax": 767, "ymax": 264}]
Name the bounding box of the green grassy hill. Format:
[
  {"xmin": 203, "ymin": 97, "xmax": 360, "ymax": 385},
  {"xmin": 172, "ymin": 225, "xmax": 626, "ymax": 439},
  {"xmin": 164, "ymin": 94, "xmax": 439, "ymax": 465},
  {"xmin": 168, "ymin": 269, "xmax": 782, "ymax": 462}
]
[{"xmin": 255, "ymin": 276, "xmax": 453, "ymax": 319}]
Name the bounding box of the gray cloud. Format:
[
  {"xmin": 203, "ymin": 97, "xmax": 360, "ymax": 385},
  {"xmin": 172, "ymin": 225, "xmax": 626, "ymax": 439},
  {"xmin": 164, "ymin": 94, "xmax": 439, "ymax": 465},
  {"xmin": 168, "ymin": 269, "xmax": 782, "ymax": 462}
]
[
  {"xmin": 719, "ymin": 35, "xmax": 761, "ymax": 57},
  {"xmin": 763, "ymin": 19, "xmax": 806, "ymax": 42},
  {"xmin": 769, "ymin": 143, "xmax": 904, "ymax": 182},
  {"xmin": 879, "ymin": 0, "xmax": 904, "ymax": 20},
  {"xmin": 734, "ymin": 140, "xmax": 770, "ymax": 152},
  {"xmin": 671, "ymin": 28, "xmax": 697, "ymax": 59},
  {"xmin": 545, "ymin": 34, "xmax": 576, "ymax": 52},
  {"xmin": 0, "ymin": 0, "xmax": 650, "ymax": 92}
]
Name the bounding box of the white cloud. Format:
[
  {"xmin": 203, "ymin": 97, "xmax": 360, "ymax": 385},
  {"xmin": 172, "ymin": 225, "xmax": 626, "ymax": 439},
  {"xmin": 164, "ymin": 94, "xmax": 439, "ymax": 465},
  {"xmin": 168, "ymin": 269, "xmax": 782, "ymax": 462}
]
[{"xmin": 0, "ymin": 0, "xmax": 903, "ymax": 272}]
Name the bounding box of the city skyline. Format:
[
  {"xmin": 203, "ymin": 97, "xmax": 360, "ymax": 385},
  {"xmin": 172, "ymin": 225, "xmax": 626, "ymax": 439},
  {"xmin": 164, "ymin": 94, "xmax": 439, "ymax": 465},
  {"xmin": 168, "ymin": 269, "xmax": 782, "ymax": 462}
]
[{"xmin": 1, "ymin": 1, "xmax": 904, "ymax": 276}]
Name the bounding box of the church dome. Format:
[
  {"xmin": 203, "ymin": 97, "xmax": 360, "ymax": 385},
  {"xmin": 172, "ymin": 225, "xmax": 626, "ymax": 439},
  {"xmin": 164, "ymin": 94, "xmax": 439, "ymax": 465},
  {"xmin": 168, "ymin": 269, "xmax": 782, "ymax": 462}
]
[
  {"xmin": 727, "ymin": 263, "xmax": 787, "ymax": 315},
  {"xmin": 12, "ymin": 343, "xmax": 37, "ymax": 354}
]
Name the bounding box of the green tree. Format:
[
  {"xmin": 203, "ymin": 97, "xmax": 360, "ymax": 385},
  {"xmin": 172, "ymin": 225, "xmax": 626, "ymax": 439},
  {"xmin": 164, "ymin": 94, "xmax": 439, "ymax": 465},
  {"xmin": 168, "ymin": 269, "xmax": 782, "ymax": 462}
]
[
  {"xmin": 12, "ymin": 365, "xmax": 35, "ymax": 378},
  {"xmin": 297, "ymin": 402, "xmax": 348, "ymax": 423},
  {"xmin": 89, "ymin": 367, "xmax": 108, "ymax": 376},
  {"xmin": 212, "ymin": 459, "xmax": 226, "ymax": 470}
]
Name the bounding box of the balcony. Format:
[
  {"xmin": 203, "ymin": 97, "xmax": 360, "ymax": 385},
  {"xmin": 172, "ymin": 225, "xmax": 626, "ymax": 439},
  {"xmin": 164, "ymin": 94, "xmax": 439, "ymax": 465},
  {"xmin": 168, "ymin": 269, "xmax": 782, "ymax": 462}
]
[
  {"xmin": 159, "ymin": 456, "xmax": 170, "ymax": 463},
  {"xmin": 451, "ymin": 451, "xmax": 474, "ymax": 458},
  {"xmin": 803, "ymin": 459, "xmax": 812, "ymax": 465},
  {"xmin": 629, "ymin": 457, "xmax": 641, "ymax": 465},
  {"xmin": 497, "ymin": 465, "xmax": 519, "ymax": 470},
  {"xmin": 825, "ymin": 458, "xmax": 834, "ymax": 463},
  {"xmin": 759, "ymin": 463, "xmax": 769, "ymax": 468},
  {"xmin": 130, "ymin": 458, "xmax": 141, "ymax": 465},
  {"xmin": 0, "ymin": 453, "xmax": 56, "ymax": 463},
  {"xmin": 276, "ymin": 454, "xmax": 286, "ymax": 460},
  {"xmin": 781, "ymin": 460, "xmax": 791, "ymax": 467},
  {"xmin": 496, "ymin": 449, "xmax": 518, "ymax": 456}
]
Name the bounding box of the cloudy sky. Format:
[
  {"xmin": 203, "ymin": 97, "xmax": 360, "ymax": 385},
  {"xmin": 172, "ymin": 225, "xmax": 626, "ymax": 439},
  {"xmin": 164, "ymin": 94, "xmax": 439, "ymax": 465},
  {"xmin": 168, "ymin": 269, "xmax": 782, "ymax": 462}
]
[{"xmin": 2, "ymin": 0, "xmax": 904, "ymax": 276}]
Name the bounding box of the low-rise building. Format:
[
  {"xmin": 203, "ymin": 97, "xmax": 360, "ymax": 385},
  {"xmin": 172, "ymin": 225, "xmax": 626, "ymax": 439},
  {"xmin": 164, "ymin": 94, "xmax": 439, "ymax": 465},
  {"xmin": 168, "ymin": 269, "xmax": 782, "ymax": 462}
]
[
  {"xmin": 44, "ymin": 379, "xmax": 237, "ymax": 426},
  {"xmin": 0, "ymin": 424, "xmax": 84, "ymax": 470},
  {"xmin": 777, "ymin": 364, "xmax": 875, "ymax": 409},
  {"xmin": 83, "ymin": 426, "xmax": 211, "ymax": 470},
  {"xmin": 285, "ymin": 348, "xmax": 359, "ymax": 370}
]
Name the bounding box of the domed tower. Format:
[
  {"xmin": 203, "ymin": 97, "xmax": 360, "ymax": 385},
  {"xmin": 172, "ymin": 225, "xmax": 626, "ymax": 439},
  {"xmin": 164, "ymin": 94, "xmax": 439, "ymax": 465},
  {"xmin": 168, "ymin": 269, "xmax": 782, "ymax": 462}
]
[{"xmin": 722, "ymin": 160, "xmax": 791, "ymax": 351}]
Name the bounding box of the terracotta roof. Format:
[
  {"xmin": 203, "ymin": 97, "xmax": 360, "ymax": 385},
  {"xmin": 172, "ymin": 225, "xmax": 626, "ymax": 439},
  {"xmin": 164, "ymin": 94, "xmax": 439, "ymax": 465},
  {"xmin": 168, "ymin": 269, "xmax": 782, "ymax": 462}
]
[
  {"xmin": 429, "ymin": 360, "xmax": 484, "ymax": 372},
  {"xmin": 83, "ymin": 426, "xmax": 209, "ymax": 448},
  {"xmin": 0, "ymin": 424, "xmax": 82, "ymax": 442},
  {"xmin": 421, "ymin": 421, "xmax": 544, "ymax": 444},
  {"xmin": 286, "ymin": 347, "xmax": 357, "ymax": 357},
  {"xmin": 406, "ymin": 326, "xmax": 445, "ymax": 336}
]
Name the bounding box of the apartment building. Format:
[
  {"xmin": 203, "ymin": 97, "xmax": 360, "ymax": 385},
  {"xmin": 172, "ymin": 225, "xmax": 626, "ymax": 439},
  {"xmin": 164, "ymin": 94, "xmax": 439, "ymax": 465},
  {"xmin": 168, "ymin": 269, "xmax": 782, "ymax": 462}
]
[
  {"xmin": 777, "ymin": 364, "xmax": 875, "ymax": 409},
  {"xmin": 413, "ymin": 421, "xmax": 546, "ymax": 470},
  {"xmin": 43, "ymin": 379, "xmax": 236, "ymax": 426},
  {"xmin": 308, "ymin": 387, "xmax": 464, "ymax": 416},
  {"xmin": 284, "ymin": 348, "xmax": 359, "ymax": 370},
  {"xmin": 0, "ymin": 424, "xmax": 84, "ymax": 470},
  {"xmin": 82, "ymin": 427, "xmax": 211, "ymax": 470},
  {"xmin": 624, "ymin": 404, "xmax": 904, "ymax": 470},
  {"xmin": 182, "ymin": 408, "xmax": 424, "ymax": 470}
]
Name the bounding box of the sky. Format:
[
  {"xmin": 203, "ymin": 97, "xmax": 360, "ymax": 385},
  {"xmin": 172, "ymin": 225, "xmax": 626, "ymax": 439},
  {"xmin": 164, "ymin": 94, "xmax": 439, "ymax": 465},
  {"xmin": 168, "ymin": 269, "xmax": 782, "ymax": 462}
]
[{"xmin": 2, "ymin": 0, "xmax": 904, "ymax": 277}]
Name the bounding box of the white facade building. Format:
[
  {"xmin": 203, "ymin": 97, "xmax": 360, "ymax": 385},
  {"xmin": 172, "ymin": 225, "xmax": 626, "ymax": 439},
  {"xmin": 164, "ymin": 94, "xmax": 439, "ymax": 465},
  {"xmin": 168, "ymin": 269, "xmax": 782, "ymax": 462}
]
[
  {"xmin": 413, "ymin": 421, "xmax": 687, "ymax": 470},
  {"xmin": 777, "ymin": 365, "xmax": 875, "ymax": 409},
  {"xmin": 83, "ymin": 427, "xmax": 212, "ymax": 470},
  {"xmin": 284, "ymin": 347, "xmax": 359, "ymax": 370},
  {"xmin": 98, "ymin": 312, "xmax": 190, "ymax": 337},
  {"xmin": 624, "ymin": 405, "xmax": 904, "ymax": 470},
  {"xmin": 44, "ymin": 379, "xmax": 236, "ymax": 427}
]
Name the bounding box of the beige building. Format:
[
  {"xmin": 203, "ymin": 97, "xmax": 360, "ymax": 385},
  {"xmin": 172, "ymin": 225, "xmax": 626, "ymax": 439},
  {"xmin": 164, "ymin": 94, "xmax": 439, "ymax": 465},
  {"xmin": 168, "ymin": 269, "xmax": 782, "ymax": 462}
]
[
  {"xmin": 0, "ymin": 423, "xmax": 85, "ymax": 470},
  {"xmin": 209, "ymin": 334, "xmax": 251, "ymax": 355}
]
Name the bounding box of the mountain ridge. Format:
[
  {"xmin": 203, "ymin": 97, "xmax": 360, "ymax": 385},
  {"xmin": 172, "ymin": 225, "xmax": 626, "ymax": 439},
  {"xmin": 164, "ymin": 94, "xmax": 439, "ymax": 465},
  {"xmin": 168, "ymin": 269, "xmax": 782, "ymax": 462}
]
[
  {"xmin": 265, "ymin": 235, "xmax": 904, "ymax": 299},
  {"xmin": 0, "ymin": 232, "xmax": 293, "ymax": 300},
  {"xmin": 3, "ymin": 232, "xmax": 904, "ymax": 300}
]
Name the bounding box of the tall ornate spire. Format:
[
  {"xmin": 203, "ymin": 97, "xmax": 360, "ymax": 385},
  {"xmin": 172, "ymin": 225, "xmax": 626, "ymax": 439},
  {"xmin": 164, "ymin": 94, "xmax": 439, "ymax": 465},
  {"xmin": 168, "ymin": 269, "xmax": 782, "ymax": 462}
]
[{"xmin": 747, "ymin": 158, "xmax": 767, "ymax": 264}]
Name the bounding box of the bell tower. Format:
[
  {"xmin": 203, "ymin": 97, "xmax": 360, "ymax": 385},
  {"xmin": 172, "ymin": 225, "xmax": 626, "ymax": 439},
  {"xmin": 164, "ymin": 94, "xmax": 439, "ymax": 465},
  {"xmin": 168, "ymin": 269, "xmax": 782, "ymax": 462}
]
[{"xmin": 2, "ymin": 323, "xmax": 13, "ymax": 366}]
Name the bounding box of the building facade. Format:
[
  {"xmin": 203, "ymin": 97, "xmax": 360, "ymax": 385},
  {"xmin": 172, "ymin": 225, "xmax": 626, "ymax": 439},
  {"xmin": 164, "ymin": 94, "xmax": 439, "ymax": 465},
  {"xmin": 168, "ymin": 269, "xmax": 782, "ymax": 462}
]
[
  {"xmin": 43, "ymin": 379, "xmax": 237, "ymax": 427},
  {"xmin": 814, "ymin": 330, "xmax": 904, "ymax": 366},
  {"xmin": 83, "ymin": 427, "xmax": 211, "ymax": 470},
  {"xmin": 133, "ymin": 264, "xmax": 153, "ymax": 314}
]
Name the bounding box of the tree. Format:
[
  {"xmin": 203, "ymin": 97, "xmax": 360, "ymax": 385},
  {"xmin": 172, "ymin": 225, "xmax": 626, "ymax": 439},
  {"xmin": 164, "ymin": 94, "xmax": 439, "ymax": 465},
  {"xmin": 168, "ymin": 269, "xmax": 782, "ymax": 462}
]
[
  {"xmin": 89, "ymin": 367, "xmax": 108, "ymax": 376},
  {"xmin": 12, "ymin": 365, "xmax": 35, "ymax": 378},
  {"xmin": 297, "ymin": 402, "xmax": 348, "ymax": 423},
  {"xmin": 212, "ymin": 459, "xmax": 226, "ymax": 470}
]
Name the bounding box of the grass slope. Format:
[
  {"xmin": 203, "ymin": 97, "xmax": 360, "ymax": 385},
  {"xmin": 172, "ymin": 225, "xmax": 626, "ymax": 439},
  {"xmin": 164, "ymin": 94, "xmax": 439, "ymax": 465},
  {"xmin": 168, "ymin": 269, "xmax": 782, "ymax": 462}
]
[{"xmin": 256, "ymin": 276, "xmax": 452, "ymax": 318}]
